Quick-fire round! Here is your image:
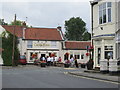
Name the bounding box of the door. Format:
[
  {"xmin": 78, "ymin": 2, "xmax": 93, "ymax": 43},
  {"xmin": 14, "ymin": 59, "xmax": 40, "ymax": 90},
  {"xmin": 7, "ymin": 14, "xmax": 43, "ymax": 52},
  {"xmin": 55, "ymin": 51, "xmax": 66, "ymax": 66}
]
[
  {"xmin": 41, "ymin": 54, "xmax": 45, "ymax": 58},
  {"xmin": 97, "ymin": 48, "xmax": 101, "ymax": 65}
]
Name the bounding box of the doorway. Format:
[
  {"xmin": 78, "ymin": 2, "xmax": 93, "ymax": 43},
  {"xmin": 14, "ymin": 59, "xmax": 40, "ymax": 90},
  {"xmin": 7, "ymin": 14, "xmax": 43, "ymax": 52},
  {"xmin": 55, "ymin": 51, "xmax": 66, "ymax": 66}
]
[
  {"xmin": 97, "ymin": 48, "xmax": 101, "ymax": 65},
  {"xmin": 41, "ymin": 54, "xmax": 45, "ymax": 58}
]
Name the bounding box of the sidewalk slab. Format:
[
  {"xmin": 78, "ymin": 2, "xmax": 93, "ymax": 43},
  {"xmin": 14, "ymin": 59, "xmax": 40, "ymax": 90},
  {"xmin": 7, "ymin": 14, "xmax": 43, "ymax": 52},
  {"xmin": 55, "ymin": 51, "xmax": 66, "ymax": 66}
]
[{"xmin": 68, "ymin": 71, "xmax": 119, "ymax": 83}]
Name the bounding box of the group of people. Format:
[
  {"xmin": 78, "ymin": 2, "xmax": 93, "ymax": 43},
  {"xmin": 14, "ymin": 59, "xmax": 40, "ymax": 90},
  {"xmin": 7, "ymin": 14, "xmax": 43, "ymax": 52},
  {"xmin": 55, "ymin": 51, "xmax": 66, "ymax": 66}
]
[
  {"xmin": 34, "ymin": 55, "xmax": 79, "ymax": 68},
  {"xmin": 65, "ymin": 56, "xmax": 79, "ymax": 68},
  {"xmin": 38, "ymin": 56, "xmax": 62, "ymax": 66}
]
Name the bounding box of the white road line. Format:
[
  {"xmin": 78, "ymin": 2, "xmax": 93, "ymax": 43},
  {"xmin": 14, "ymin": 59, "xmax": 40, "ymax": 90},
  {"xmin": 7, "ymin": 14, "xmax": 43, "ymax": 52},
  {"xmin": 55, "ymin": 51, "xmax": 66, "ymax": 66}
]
[{"xmin": 63, "ymin": 72, "xmax": 119, "ymax": 85}]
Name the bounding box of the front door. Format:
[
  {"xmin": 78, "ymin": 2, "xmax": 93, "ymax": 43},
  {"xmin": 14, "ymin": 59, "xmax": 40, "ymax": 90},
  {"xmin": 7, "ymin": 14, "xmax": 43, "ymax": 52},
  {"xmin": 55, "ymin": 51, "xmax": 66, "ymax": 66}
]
[
  {"xmin": 41, "ymin": 54, "xmax": 45, "ymax": 58},
  {"xmin": 97, "ymin": 48, "xmax": 101, "ymax": 65}
]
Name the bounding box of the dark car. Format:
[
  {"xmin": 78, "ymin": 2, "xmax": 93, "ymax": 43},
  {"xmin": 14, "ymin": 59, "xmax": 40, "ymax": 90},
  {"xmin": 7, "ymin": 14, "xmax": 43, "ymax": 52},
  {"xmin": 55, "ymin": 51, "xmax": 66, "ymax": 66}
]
[{"xmin": 19, "ymin": 55, "xmax": 27, "ymax": 65}]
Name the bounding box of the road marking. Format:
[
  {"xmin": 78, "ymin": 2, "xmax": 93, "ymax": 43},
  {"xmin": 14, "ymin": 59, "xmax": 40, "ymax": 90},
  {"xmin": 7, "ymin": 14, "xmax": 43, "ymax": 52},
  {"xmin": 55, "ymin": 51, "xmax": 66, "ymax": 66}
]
[{"xmin": 64, "ymin": 72, "xmax": 119, "ymax": 85}]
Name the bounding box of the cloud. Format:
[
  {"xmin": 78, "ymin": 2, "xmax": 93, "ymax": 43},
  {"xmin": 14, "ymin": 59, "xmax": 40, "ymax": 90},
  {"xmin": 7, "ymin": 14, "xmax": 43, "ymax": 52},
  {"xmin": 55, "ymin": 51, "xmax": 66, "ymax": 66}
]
[{"xmin": 1, "ymin": 1, "xmax": 91, "ymax": 33}]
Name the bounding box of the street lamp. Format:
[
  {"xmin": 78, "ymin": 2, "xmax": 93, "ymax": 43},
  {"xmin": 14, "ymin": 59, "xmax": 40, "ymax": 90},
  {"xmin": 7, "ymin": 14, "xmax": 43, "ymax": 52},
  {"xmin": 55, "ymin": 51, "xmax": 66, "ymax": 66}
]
[{"xmin": 12, "ymin": 14, "xmax": 16, "ymax": 66}]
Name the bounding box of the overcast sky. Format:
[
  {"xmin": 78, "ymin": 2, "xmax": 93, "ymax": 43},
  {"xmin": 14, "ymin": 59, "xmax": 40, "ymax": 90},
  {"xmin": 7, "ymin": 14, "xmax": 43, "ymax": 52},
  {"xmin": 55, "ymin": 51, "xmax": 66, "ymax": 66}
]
[{"xmin": 0, "ymin": 0, "xmax": 92, "ymax": 33}]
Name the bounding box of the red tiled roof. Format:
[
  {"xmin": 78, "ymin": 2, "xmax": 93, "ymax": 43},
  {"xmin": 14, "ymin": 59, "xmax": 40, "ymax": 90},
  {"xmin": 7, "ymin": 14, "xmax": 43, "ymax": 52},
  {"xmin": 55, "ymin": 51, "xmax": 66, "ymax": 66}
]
[
  {"xmin": 25, "ymin": 28, "xmax": 63, "ymax": 40},
  {"xmin": 65, "ymin": 41, "xmax": 91, "ymax": 50},
  {"xmin": 2, "ymin": 25, "xmax": 23, "ymax": 38},
  {"xmin": 2, "ymin": 25, "xmax": 63, "ymax": 41}
]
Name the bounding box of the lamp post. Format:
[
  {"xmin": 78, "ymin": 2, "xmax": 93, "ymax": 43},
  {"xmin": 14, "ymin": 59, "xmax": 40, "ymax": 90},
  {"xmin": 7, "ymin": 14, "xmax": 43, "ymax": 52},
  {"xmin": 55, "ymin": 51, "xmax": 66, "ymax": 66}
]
[{"xmin": 12, "ymin": 14, "xmax": 16, "ymax": 66}]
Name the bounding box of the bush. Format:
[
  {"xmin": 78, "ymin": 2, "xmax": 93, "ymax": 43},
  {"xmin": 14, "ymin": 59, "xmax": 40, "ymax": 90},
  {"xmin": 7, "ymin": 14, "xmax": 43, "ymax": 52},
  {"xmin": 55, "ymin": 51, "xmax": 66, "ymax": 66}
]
[{"xmin": 2, "ymin": 31, "xmax": 19, "ymax": 66}]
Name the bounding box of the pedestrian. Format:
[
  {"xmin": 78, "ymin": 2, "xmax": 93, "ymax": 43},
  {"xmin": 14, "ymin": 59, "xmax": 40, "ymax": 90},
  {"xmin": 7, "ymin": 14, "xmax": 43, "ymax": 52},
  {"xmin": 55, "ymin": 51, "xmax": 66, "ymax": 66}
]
[
  {"xmin": 50, "ymin": 56, "xmax": 54, "ymax": 66},
  {"xmin": 58, "ymin": 57, "xmax": 62, "ymax": 62},
  {"xmin": 47, "ymin": 56, "xmax": 51, "ymax": 66},
  {"xmin": 53, "ymin": 56, "xmax": 58, "ymax": 66},
  {"xmin": 70, "ymin": 57, "xmax": 74, "ymax": 67},
  {"xmin": 75, "ymin": 58, "xmax": 79, "ymax": 68}
]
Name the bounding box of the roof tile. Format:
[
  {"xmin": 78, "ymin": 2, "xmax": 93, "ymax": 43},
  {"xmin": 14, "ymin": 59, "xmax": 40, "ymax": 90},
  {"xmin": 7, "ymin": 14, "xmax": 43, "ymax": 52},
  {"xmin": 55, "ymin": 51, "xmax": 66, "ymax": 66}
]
[{"xmin": 65, "ymin": 41, "xmax": 91, "ymax": 49}]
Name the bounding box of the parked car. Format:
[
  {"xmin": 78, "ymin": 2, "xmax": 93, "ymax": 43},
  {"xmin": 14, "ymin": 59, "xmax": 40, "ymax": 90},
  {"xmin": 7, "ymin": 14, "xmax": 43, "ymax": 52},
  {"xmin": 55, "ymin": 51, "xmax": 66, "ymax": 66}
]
[{"xmin": 19, "ymin": 55, "xmax": 27, "ymax": 65}]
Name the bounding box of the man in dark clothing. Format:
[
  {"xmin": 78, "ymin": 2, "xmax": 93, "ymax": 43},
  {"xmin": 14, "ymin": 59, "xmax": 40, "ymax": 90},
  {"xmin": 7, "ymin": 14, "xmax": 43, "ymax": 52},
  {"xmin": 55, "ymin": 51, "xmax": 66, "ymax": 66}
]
[{"xmin": 75, "ymin": 59, "xmax": 79, "ymax": 68}]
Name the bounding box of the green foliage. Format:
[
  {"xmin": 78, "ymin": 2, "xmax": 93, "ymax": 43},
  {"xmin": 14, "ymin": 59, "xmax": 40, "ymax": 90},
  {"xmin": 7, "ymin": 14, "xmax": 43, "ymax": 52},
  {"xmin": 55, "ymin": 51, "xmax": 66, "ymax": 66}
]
[
  {"xmin": 65, "ymin": 17, "xmax": 91, "ymax": 41},
  {"xmin": 9, "ymin": 20, "xmax": 29, "ymax": 27},
  {"xmin": 2, "ymin": 31, "xmax": 19, "ymax": 66},
  {"xmin": 0, "ymin": 19, "xmax": 8, "ymax": 25},
  {"xmin": 83, "ymin": 32, "xmax": 91, "ymax": 41},
  {"xmin": 9, "ymin": 20, "xmax": 23, "ymax": 26}
]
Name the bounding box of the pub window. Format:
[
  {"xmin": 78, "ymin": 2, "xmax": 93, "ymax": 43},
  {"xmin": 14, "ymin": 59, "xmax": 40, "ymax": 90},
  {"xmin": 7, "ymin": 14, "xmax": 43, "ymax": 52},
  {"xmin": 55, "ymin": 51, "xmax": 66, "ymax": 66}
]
[
  {"xmin": 70, "ymin": 54, "xmax": 73, "ymax": 59},
  {"xmin": 81, "ymin": 54, "xmax": 84, "ymax": 59},
  {"xmin": 27, "ymin": 41, "xmax": 33, "ymax": 48},
  {"xmin": 75, "ymin": 54, "xmax": 80, "ymax": 59},
  {"xmin": 99, "ymin": 2, "xmax": 112, "ymax": 24},
  {"xmin": 30, "ymin": 52, "xmax": 33, "ymax": 60},
  {"xmin": 104, "ymin": 46, "xmax": 113, "ymax": 59}
]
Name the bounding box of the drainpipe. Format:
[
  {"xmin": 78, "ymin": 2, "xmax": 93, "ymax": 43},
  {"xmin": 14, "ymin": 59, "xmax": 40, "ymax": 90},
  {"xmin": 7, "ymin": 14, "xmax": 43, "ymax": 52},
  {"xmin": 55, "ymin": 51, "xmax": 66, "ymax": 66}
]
[{"xmin": 90, "ymin": 1, "xmax": 98, "ymax": 68}]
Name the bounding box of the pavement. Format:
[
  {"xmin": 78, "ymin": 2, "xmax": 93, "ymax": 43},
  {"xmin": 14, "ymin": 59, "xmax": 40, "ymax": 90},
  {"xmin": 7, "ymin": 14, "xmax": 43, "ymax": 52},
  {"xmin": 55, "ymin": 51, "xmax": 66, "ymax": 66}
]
[{"xmin": 67, "ymin": 68, "xmax": 119, "ymax": 83}]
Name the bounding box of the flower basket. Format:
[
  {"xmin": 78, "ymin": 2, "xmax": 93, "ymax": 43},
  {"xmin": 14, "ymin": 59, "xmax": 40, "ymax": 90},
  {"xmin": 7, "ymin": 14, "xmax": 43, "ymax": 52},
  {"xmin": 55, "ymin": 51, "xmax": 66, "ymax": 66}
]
[
  {"xmin": 40, "ymin": 63, "xmax": 46, "ymax": 67},
  {"xmin": 40, "ymin": 61, "xmax": 46, "ymax": 67},
  {"xmin": 86, "ymin": 53, "xmax": 90, "ymax": 56},
  {"xmin": 64, "ymin": 63, "xmax": 70, "ymax": 68}
]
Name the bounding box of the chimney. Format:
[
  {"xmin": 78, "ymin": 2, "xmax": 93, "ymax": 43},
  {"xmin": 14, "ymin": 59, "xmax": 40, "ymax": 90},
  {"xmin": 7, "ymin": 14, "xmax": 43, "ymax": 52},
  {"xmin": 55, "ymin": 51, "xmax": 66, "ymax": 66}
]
[
  {"xmin": 57, "ymin": 26, "xmax": 62, "ymax": 31},
  {"xmin": 23, "ymin": 28, "xmax": 26, "ymax": 39},
  {"xmin": 22, "ymin": 21, "xmax": 26, "ymax": 26},
  {"xmin": 57, "ymin": 26, "xmax": 64, "ymax": 40}
]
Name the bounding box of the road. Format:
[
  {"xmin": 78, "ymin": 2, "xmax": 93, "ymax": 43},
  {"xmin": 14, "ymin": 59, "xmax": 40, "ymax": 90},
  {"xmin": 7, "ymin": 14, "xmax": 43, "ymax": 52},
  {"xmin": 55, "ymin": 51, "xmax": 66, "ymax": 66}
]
[{"xmin": 2, "ymin": 65, "xmax": 119, "ymax": 88}]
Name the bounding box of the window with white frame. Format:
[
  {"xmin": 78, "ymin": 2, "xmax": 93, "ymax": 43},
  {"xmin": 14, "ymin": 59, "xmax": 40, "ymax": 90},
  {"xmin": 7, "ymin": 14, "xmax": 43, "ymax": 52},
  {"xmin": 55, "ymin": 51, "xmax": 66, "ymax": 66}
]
[
  {"xmin": 74, "ymin": 53, "xmax": 80, "ymax": 59},
  {"xmin": 81, "ymin": 54, "xmax": 84, "ymax": 59},
  {"xmin": 27, "ymin": 41, "xmax": 33, "ymax": 48},
  {"xmin": 99, "ymin": 2, "xmax": 112, "ymax": 24}
]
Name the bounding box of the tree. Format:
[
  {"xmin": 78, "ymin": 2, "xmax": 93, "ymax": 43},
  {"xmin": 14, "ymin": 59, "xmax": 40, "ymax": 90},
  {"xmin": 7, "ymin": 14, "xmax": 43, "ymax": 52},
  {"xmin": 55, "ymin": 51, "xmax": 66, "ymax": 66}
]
[
  {"xmin": 83, "ymin": 32, "xmax": 91, "ymax": 41},
  {"xmin": 9, "ymin": 20, "xmax": 29, "ymax": 27},
  {"xmin": 1, "ymin": 31, "xmax": 19, "ymax": 66},
  {"xmin": 65, "ymin": 17, "xmax": 91, "ymax": 41},
  {"xmin": 9, "ymin": 20, "xmax": 23, "ymax": 26},
  {"xmin": 0, "ymin": 19, "xmax": 8, "ymax": 25}
]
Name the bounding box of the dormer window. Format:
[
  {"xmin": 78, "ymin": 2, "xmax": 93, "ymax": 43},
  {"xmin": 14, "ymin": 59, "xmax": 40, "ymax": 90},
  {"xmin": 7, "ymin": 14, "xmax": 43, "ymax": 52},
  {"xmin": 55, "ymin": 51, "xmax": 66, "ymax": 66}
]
[{"xmin": 99, "ymin": 2, "xmax": 112, "ymax": 24}]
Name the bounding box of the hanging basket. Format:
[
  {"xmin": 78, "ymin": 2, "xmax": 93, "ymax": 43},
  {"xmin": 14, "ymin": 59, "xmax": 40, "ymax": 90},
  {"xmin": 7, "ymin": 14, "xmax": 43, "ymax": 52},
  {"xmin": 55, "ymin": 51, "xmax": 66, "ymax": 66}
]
[
  {"xmin": 86, "ymin": 53, "xmax": 90, "ymax": 56},
  {"xmin": 65, "ymin": 52, "xmax": 69, "ymax": 56}
]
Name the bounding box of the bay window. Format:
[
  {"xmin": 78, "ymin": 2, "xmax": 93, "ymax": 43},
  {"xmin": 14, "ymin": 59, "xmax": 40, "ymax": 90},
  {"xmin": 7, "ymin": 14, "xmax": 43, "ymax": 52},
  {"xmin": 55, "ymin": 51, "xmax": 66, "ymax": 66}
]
[{"xmin": 99, "ymin": 2, "xmax": 112, "ymax": 24}]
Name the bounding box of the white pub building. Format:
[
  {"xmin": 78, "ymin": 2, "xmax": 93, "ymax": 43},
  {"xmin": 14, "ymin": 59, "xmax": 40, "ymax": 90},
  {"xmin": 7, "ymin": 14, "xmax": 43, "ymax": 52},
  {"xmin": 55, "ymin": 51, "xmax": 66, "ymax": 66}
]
[
  {"xmin": 2, "ymin": 25, "xmax": 91, "ymax": 64},
  {"xmin": 90, "ymin": 0, "xmax": 120, "ymax": 73}
]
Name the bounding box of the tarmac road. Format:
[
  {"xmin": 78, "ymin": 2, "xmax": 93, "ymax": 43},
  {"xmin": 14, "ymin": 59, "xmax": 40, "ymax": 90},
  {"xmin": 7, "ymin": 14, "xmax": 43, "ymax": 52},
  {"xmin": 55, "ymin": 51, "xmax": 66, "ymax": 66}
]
[{"xmin": 2, "ymin": 65, "xmax": 119, "ymax": 88}]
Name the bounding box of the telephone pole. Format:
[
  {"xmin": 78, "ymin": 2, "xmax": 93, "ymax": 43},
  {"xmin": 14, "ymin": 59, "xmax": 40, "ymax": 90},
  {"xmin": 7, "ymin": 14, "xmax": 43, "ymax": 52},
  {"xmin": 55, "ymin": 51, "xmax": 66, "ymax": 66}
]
[{"xmin": 12, "ymin": 14, "xmax": 16, "ymax": 66}]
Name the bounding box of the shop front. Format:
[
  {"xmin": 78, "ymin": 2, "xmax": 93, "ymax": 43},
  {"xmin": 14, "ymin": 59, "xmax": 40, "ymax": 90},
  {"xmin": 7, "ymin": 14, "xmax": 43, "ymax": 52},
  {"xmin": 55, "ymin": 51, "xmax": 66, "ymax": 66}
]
[
  {"xmin": 25, "ymin": 40, "xmax": 62, "ymax": 63},
  {"xmin": 93, "ymin": 36, "xmax": 116, "ymax": 68}
]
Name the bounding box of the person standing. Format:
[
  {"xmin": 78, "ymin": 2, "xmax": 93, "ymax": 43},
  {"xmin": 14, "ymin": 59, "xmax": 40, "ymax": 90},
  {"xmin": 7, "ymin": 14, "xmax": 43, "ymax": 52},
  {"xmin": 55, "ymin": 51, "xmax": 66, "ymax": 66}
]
[
  {"xmin": 50, "ymin": 56, "xmax": 54, "ymax": 66},
  {"xmin": 70, "ymin": 57, "xmax": 74, "ymax": 67},
  {"xmin": 75, "ymin": 58, "xmax": 79, "ymax": 68},
  {"xmin": 47, "ymin": 56, "xmax": 51, "ymax": 66}
]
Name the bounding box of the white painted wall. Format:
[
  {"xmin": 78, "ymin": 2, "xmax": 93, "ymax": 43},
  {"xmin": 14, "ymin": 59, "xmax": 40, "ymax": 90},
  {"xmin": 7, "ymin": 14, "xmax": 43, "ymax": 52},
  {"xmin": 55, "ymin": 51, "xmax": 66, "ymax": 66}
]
[
  {"xmin": 92, "ymin": 1, "xmax": 117, "ymax": 67},
  {"xmin": 93, "ymin": 1, "xmax": 116, "ymax": 36},
  {"xmin": 62, "ymin": 50, "xmax": 89, "ymax": 64}
]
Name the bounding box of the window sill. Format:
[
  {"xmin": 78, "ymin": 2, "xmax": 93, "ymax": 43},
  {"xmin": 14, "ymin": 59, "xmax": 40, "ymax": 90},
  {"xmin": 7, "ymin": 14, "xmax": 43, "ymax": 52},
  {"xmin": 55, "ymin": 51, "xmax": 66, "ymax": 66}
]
[{"xmin": 98, "ymin": 22, "xmax": 114, "ymax": 27}]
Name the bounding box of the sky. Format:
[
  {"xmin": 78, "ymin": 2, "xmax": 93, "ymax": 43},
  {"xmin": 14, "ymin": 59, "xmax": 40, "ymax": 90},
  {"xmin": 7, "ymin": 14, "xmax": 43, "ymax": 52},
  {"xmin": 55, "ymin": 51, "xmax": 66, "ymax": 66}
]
[{"xmin": 0, "ymin": 0, "xmax": 92, "ymax": 33}]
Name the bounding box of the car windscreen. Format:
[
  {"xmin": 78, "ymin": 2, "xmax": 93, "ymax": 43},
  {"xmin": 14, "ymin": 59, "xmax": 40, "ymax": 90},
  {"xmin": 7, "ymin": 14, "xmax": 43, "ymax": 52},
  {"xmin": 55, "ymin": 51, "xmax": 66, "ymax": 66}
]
[{"xmin": 20, "ymin": 56, "xmax": 26, "ymax": 59}]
